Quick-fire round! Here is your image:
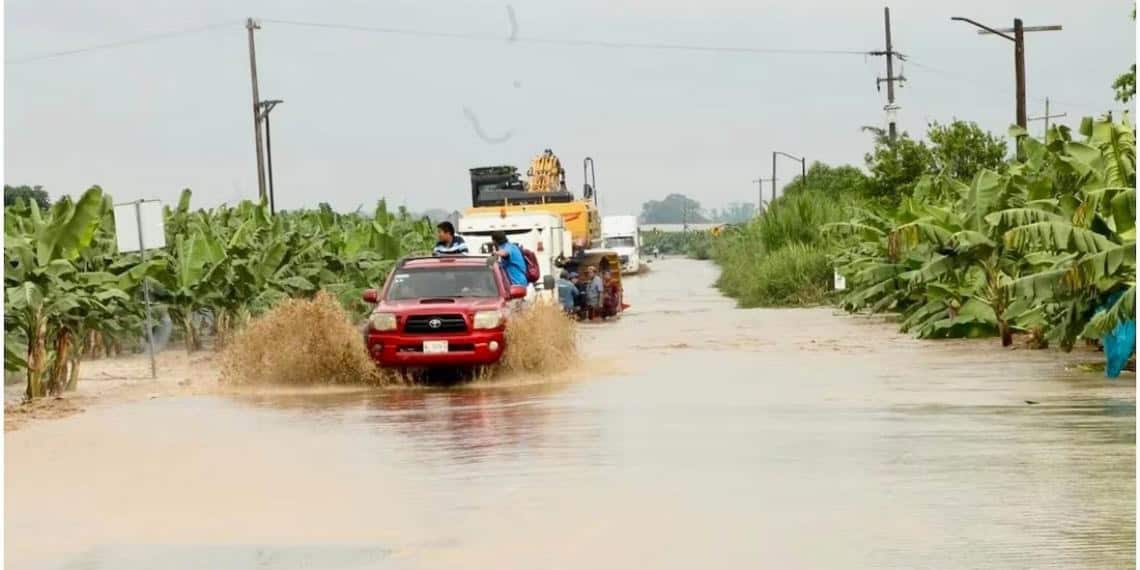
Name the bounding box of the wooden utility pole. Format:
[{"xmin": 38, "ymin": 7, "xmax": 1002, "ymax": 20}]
[
  {"xmin": 1014, "ymin": 19, "xmax": 1026, "ymax": 129},
  {"xmin": 246, "ymin": 18, "xmax": 267, "ymax": 202},
  {"xmin": 951, "ymin": 16, "xmax": 1062, "ymax": 131},
  {"xmin": 871, "ymin": 7, "xmax": 905, "ymax": 140},
  {"xmin": 1028, "ymin": 97, "xmax": 1066, "ymax": 135}
]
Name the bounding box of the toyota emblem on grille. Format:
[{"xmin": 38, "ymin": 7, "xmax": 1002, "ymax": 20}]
[{"xmin": 428, "ymin": 318, "xmax": 443, "ymax": 329}]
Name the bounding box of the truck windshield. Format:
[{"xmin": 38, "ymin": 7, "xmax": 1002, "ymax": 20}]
[
  {"xmin": 386, "ymin": 267, "xmax": 499, "ymax": 300},
  {"xmin": 603, "ymin": 236, "xmax": 636, "ymax": 248}
]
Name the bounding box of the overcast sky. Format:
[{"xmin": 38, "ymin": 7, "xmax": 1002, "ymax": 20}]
[{"xmin": 5, "ymin": 0, "xmax": 1136, "ymax": 216}]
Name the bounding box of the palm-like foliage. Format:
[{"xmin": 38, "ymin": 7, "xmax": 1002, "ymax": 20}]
[
  {"xmin": 4, "ymin": 187, "xmax": 119, "ymax": 397},
  {"xmin": 4, "ymin": 190, "xmax": 435, "ymax": 399},
  {"xmin": 834, "ymin": 115, "xmax": 1136, "ymax": 352}
]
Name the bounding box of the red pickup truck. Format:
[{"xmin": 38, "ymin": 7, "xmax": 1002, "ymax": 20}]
[{"xmin": 361, "ymin": 256, "xmax": 527, "ymax": 367}]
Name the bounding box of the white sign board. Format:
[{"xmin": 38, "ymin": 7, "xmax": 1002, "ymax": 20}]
[
  {"xmin": 833, "ymin": 270, "xmax": 847, "ymax": 291},
  {"xmin": 114, "ymin": 201, "xmax": 166, "ymax": 253}
]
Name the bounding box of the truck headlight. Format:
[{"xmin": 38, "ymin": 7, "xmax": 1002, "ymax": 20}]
[
  {"xmin": 370, "ymin": 312, "xmax": 397, "ymax": 331},
  {"xmin": 473, "ymin": 310, "xmax": 503, "ymax": 330}
]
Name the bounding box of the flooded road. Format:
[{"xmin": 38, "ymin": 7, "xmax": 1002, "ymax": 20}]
[{"xmin": 6, "ymin": 259, "xmax": 1135, "ymax": 569}]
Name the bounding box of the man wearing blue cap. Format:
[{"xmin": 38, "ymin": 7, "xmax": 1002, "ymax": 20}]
[{"xmin": 555, "ymin": 270, "xmax": 578, "ymax": 315}]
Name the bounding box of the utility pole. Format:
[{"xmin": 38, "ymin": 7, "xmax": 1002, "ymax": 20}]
[
  {"xmin": 259, "ymin": 99, "xmax": 284, "ymax": 214},
  {"xmin": 246, "ymin": 18, "xmax": 267, "ymax": 202},
  {"xmin": 753, "ymin": 177, "xmax": 774, "ymax": 214},
  {"xmin": 1028, "ymin": 97, "xmax": 1066, "ymax": 136},
  {"xmin": 871, "ymin": 7, "xmax": 905, "ymax": 140},
  {"xmin": 1014, "ymin": 19, "xmax": 1026, "ymax": 129},
  {"xmin": 771, "ymin": 153, "xmax": 777, "ymax": 205},
  {"xmin": 773, "ymin": 151, "xmax": 806, "ymax": 202},
  {"xmin": 951, "ymin": 16, "xmax": 1062, "ymax": 131}
]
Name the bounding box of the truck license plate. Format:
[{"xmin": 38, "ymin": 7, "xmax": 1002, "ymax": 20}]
[{"xmin": 423, "ymin": 340, "xmax": 448, "ymax": 354}]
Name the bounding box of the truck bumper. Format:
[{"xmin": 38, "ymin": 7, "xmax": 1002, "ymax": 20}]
[{"xmin": 366, "ymin": 330, "xmax": 506, "ymax": 367}]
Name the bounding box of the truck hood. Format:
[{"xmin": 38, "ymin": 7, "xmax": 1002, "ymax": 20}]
[{"xmin": 376, "ymin": 298, "xmax": 503, "ymax": 314}]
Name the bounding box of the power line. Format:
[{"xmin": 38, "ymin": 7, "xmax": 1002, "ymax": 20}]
[
  {"xmin": 6, "ymin": 16, "xmax": 874, "ymax": 68},
  {"xmin": 261, "ymin": 18, "xmax": 871, "ymax": 56},
  {"xmin": 6, "ymin": 21, "xmax": 241, "ymax": 64},
  {"xmin": 906, "ymin": 58, "xmax": 1109, "ymax": 116}
]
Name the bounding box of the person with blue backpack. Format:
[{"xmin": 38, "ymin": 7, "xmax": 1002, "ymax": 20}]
[{"xmin": 491, "ymin": 231, "xmax": 528, "ymax": 287}]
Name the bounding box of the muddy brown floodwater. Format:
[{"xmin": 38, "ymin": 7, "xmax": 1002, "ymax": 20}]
[{"xmin": 6, "ymin": 258, "xmax": 1136, "ymax": 569}]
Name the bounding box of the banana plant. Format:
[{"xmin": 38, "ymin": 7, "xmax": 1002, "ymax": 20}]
[
  {"xmin": 45, "ymin": 269, "xmax": 138, "ymax": 394},
  {"xmin": 834, "ymin": 114, "xmax": 1135, "ymax": 353},
  {"xmin": 152, "ymin": 218, "xmax": 226, "ymax": 352},
  {"xmin": 1002, "ymin": 116, "xmax": 1136, "ymax": 350},
  {"xmin": 4, "ymin": 183, "xmax": 444, "ymax": 390},
  {"xmin": 4, "ymin": 187, "xmax": 105, "ymax": 398}
]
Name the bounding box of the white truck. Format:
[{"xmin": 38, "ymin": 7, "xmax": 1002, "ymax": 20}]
[
  {"xmin": 601, "ymin": 215, "xmax": 641, "ymax": 274},
  {"xmin": 458, "ymin": 212, "xmax": 570, "ymax": 300}
]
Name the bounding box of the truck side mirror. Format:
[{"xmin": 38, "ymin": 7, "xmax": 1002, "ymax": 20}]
[
  {"xmin": 508, "ymin": 285, "xmax": 527, "ymax": 300},
  {"xmin": 362, "ymin": 289, "xmax": 379, "ymax": 304}
]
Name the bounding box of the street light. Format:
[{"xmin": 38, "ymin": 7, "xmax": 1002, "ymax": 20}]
[
  {"xmin": 772, "ymin": 151, "xmax": 807, "ymax": 203},
  {"xmin": 950, "ymin": 16, "xmax": 1061, "ymax": 130},
  {"xmin": 751, "ymin": 178, "xmax": 764, "ymax": 214},
  {"xmin": 258, "ymin": 99, "xmax": 284, "ymax": 214}
]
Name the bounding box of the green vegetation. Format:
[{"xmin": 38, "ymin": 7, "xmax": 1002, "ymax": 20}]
[
  {"xmin": 641, "ymin": 228, "xmax": 716, "ymax": 259},
  {"xmin": 1114, "ymin": 65, "xmax": 1136, "ymax": 103},
  {"xmin": 640, "ymin": 193, "xmax": 708, "ymax": 224},
  {"xmin": 778, "ymin": 163, "xmax": 870, "ymax": 196},
  {"xmin": 640, "ymin": 194, "xmax": 756, "ymax": 225},
  {"xmin": 713, "ymin": 189, "xmax": 852, "ymax": 306},
  {"xmin": 719, "ymin": 243, "xmax": 832, "ymax": 306},
  {"xmin": 862, "ymin": 120, "xmax": 1006, "ymax": 203},
  {"xmin": 833, "ymin": 116, "xmax": 1135, "ymax": 349},
  {"xmin": 710, "ymin": 115, "xmax": 1136, "ymax": 353},
  {"xmin": 4, "ymin": 185, "xmax": 51, "ymax": 209},
  {"xmin": 4, "ymin": 190, "xmax": 434, "ymax": 399}
]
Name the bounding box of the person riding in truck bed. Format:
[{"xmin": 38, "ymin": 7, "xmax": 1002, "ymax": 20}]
[{"xmin": 433, "ymin": 221, "xmax": 468, "ymax": 255}]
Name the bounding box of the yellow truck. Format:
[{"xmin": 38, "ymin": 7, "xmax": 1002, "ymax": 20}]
[{"xmin": 465, "ymin": 152, "xmax": 600, "ymax": 253}]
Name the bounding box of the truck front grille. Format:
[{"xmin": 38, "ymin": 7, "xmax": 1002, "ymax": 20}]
[{"xmin": 404, "ymin": 314, "xmax": 468, "ymax": 334}]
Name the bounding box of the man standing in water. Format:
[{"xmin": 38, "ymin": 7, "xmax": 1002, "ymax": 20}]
[
  {"xmin": 491, "ymin": 231, "xmax": 528, "ymax": 287},
  {"xmin": 555, "ymin": 270, "xmax": 578, "ymax": 315},
  {"xmin": 433, "ymin": 221, "xmax": 468, "ymax": 255}
]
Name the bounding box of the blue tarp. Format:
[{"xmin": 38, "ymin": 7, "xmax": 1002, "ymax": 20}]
[{"xmin": 1099, "ymin": 291, "xmax": 1136, "ymax": 379}]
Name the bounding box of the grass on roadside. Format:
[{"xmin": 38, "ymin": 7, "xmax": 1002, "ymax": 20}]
[
  {"xmin": 717, "ymin": 243, "xmax": 833, "ymax": 307},
  {"xmin": 712, "ymin": 190, "xmax": 855, "ymax": 307}
]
